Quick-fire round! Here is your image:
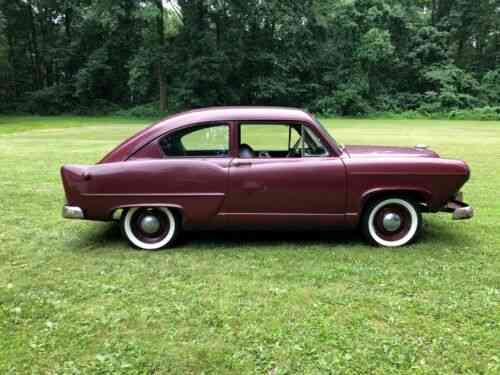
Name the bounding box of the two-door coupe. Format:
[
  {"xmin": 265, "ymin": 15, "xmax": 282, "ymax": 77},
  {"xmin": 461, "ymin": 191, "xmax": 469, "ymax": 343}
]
[{"xmin": 61, "ymin": 107, "xmax": 473, "ymax": 250}]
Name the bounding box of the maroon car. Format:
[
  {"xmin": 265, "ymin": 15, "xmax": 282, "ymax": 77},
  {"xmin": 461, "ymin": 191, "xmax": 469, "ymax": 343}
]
[{"xmin": 61, "ymin": 107, "xmax": 473, "ymax": 250}]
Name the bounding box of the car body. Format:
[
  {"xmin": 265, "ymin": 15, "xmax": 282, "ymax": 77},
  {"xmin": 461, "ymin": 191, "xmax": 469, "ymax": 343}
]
[{"xmin": 61, "ymin": 107, "xmax": 473, "ymax": 249}]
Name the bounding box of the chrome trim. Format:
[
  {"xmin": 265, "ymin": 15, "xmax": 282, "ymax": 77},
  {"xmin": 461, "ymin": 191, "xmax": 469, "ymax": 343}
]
[
  {"xmin": 81, "ymin": 192, "xmax": 225, "ymax": 197},
  {"xmin": 62, "ymin": 206, "xmax": 84, "ymax": 219},
  {"xmin": 453, "ymin": 206, "xmax": 474, "ymax": 220},
  {"xmin": 440, "ymin": 194, "xmax": 474, "ymax": 220},
  {"xmin": 454, "ymin": 191, "xmax": 464, "ymax": 202},
  {"xmin": 415, "ymin": 144, "xmax": 428, "ymax": 149}
]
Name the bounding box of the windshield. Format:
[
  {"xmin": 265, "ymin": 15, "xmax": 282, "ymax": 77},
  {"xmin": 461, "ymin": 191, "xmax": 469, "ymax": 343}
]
[{"xmin": 314, "ymin": 117, "xmax": 343, "ymax": 150}]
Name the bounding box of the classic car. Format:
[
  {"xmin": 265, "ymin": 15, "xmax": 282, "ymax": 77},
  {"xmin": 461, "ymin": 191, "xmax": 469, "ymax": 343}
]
[{"xmin": 61, "ymin": 107, "xmax": 473, "ymax": 250}]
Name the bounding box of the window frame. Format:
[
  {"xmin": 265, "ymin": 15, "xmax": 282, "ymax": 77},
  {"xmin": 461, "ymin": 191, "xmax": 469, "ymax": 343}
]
[
  {"xmin": 236, "ymin": 121, "xmax": 332, "ymax": 158},
  {"xmin": 158, "ymin": 121, "xmax": 232, "ymax": 159}
]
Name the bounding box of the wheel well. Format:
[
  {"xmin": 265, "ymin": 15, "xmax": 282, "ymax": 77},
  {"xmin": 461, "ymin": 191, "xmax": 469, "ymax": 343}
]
[{"xmin": 361, "ymin": 190, "xmax": 430, "ymax": 217}]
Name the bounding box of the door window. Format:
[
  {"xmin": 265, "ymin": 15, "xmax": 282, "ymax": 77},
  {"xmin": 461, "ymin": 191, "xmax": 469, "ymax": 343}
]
[
  {"xmin": 239, "ymin": 123, "xmax": 328, "ymax": 158},
  {"xmin": 160, "ymin": 123, "xmax": 229, "ymax": 157}
]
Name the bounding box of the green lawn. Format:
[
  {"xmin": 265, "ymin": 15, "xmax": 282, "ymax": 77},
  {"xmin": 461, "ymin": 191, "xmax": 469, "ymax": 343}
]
[{"xmin": 0, "ymin": 116, "xmax": 499, "ymax": 374}]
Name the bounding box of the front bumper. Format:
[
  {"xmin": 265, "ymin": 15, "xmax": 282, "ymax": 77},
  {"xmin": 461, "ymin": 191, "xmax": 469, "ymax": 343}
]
[
  {"xmin": 440, "ymin": 193, "xmax": 474, "ymax": 220},
  {"xmin": 62, "ymin": 205, "xmax": 84, "ymax": 219}
]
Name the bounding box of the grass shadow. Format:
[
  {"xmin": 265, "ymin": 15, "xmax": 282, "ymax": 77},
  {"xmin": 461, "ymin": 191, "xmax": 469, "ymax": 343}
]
[
  {"xmin": 70, "ymin": 222, "xmax": 364, "ymax": 252},
  {"xmin": 69, "ymin": 217, "xmax": 474, "ymax": 253},
  {"xmin": 182, "ymin": 228, "xmax": 363, "ymax": 250},
  {"xmin": 69, "ymin": 222, "xmax": 125, "ymax": 252}
]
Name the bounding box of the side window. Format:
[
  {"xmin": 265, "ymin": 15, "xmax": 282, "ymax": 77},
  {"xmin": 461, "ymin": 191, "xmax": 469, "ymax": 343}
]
[
  {"xmin": 238, "ymin": 123, "xmax": 328, "ymax": 158},
  {"xmin": 240, "ymin": 124, "xmax": 297, "ymax": 151},
  {"xmin": 160, "ymin": 123, "xmax": 229, "ymax": 157}
]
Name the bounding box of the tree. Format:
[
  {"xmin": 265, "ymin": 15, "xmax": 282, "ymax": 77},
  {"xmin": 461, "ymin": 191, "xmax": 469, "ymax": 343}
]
[{"xmin": 0, "ymin": 0, "xmax": 499, "ymax": 115}]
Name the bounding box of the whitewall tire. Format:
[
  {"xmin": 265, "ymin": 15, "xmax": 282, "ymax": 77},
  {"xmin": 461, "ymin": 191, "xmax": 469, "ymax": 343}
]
[
  {"xmin": 120, "ymin": 207, "xmax": 180, "ymax": 250},
  {"xmin": 362, "ymin": 198, "xmax": 422, "ymax": 247}
]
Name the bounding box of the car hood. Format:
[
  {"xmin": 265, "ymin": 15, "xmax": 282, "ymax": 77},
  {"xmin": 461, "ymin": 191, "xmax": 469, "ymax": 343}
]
[{"xmin": 343, "ymin": 145, "xmax": 439, "ymax": 158}]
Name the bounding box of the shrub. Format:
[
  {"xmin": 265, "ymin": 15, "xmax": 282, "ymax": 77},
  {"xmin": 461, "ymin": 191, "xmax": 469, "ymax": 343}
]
[
  {"xmin": 448, "ymin": 107, "xmax": 500, "ymax": 121},
  {"xmin": 73, "ymin": 99, "xmax": 121, "ymax": 116},
  {"xmin": 113, "ymin": 102, "xmax": 169, "ymax": 119},
  {"xmin": 480, "ymin": 70, "xmax": 500, "ymax": 105},
  {"xmin": 23, "ymin": 85, "xmax": 75, "ymax": 115},
  {"xmin": 310, "ymin": 97, "xmax": 339, "ymax": 116}
]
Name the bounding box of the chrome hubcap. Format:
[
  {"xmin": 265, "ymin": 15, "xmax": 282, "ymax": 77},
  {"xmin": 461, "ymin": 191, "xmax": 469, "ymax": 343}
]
[
  {"xmin": 382, "ymin": 212, "xmax": 402, "ymax": 232},
  {"xmin": 140, "ymin": 215, "xmax": 161, "ymax": 234}
]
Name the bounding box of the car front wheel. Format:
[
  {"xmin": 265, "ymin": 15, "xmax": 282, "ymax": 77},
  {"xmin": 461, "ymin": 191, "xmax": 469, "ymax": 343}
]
[
  {"xmin": 121, "ymin": 207, "xmax": 180, "ymax": 250},
  {"xmin": 362, "ymin": 197, "xmax": 422, "ymax": 247}
]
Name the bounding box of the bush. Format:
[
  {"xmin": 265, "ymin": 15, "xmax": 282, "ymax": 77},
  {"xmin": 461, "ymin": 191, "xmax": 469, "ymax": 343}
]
[
  {"xmin": 310, "ymin": 97, "xmax": 339, "ymax": 116},
  {"xmin": 369, "ymin": 110, "xmax": 425, "ymax": 119},
  {"xmin": 366, "ymin": 107, "xmax": 500, "ymax": 121},
  {"xmin": 481, "ymin": 70, "xmax": 500, "ymax": 105},
  {"xmin": 311, "ymin": 88, "xmax": 373, "ymax": 117},
  {"xmin": 448, "ymin": 107, "xmax": 500, "ymax": 121},
  {"xmin": 72, "ymin": 99, "xmax": 121, "ymax": 116},
  {"xmin": 20, "ymin": 86, "xmax": 123, "ymax": 115},
  {"xmin": 23, "ymin": 85, "xmax": 75, "ymax": 115},
  {"xmin": 113, "ymin": 102, "xmax": 170, "ymax": 118}
]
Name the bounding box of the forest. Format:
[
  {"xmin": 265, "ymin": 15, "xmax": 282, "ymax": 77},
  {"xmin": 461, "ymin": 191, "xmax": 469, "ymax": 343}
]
[{"xmin": 1, "ymin": 0, "xmax": 499, "ymax": 117}]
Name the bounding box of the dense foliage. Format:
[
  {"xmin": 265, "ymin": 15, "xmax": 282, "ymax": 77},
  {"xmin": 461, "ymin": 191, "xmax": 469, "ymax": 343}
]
[{"xmin": 1, "ymin": 0, "xmax": 499, "ymax": 116}]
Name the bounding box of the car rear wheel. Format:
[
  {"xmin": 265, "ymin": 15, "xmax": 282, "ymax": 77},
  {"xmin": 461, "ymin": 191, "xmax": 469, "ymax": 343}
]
[
  {"xmin": 120, "ymin": 207, "xmax": 180, "ymax": 250},
  {"xmin": 362, "ymin": 197, "xmax": 422, "ymax": 247}
]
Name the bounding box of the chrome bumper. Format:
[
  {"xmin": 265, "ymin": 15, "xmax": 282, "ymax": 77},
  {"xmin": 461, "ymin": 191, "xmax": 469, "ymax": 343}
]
[
  {"xmin": 440, "ymin": 193, "xmax": 474, "ymax": 220},
  {"xmin": 452, "ymin": 206, "xmax": 474, "ymax": 220},
  {"xmin": 62, "ymin": 205, "xmax": 84, "ymax": 219}
]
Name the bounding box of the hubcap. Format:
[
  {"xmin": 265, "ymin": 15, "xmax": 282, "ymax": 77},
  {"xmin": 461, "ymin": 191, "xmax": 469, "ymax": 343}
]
[
  {"xmin": 382, "ymin": 212, "xmax": 402, "ymax": 232},
  {"xmin": 140, "ymin": 215, "xmax": 161, "ymax": 234}
]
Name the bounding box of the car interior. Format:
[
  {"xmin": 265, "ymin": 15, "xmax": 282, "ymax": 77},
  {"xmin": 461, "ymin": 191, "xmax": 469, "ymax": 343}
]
[
  {"xmin": 159, "ymin": 123, "xmax": 328, "ymax": 158},
  {"xmin": 160, "ymin": 124, "xmax": 230, "ymax": 157}
]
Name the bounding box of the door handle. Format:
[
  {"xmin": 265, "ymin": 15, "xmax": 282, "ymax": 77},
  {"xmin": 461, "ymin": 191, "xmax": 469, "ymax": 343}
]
[{"xmin": 233, "ymin": 161, "xmax": 252, "ymax": 167}]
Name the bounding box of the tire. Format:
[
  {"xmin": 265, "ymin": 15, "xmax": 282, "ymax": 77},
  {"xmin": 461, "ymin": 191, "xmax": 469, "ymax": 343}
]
[
  {"xmin": 120, "ymin": 207, "xmax": 180, "ymax": 250},
  {"xmin": 361, "ymin": 197, "xmax": 422, "ymax": 247}
]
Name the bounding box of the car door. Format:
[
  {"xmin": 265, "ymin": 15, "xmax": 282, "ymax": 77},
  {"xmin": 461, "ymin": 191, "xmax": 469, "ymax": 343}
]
[{"xmin": 220, "ymin": 122, "xmax": 347, "ymax": 227}]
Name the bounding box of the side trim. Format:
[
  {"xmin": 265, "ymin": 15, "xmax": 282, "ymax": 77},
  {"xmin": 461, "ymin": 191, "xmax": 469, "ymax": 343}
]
[
  {"xmin": 82, "ymin": 193, "xmax": 225, "ymax": 197},
  {"xmin": 219, "ymin": 212, "xmax": 343, "ymax": 217},
  {"xmin": 351, "ymin": 172, "xmax": 466, "ymax": 176}
]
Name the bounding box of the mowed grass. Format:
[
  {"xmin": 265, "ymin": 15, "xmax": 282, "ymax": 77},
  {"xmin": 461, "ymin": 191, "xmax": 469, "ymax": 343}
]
[{"xmin": 0, "ymin": 116, "xmax": 499, "ymax": 374}]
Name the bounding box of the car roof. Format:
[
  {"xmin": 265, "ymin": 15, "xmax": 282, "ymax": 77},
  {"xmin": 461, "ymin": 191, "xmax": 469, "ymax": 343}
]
[{"xmin": 151, "ymin": 106, "xmax": 315, "ymax": 130}]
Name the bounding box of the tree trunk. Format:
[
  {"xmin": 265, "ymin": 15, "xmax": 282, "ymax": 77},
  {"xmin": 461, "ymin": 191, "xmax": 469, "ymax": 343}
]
[
  {"xmin": 6, "ymin": 33, "xmax": 17, "ymax": 98},
  {"xmin": 157, "ymin": 0, "xmax": 167, "ymax": 112},
  {"xmin": 27, "ymin": 0, "xmax": 41, "ymax": 90},
  {"xmin": 64, "ymin": 6, "xmax": 73, "ymax": 81}
]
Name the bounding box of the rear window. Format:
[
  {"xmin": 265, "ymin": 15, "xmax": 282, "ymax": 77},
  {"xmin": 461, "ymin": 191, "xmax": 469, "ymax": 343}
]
[{"xmin": 159, "ymin": 124, "xmax": 229, "ymax": 157}]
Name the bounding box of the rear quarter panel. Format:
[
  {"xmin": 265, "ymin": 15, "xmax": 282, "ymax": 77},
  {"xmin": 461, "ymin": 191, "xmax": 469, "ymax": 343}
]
[{"xmin": 62, "ymin": 159, "xmax": 230, "ymax": 225}]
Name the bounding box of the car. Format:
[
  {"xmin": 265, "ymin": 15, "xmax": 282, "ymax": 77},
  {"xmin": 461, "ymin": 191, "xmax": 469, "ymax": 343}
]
[{"xmin": 61, "ymin": 107, "xmax": 473, "ymax": 250}]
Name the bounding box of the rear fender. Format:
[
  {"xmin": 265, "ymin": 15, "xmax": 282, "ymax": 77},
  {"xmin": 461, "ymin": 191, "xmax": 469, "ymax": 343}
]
[{"xmin": 60, "ymin": 164, "xmax": 92, "ymax": 205}]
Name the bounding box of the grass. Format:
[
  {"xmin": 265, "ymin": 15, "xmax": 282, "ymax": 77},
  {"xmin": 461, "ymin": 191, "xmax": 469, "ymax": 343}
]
[{"xmin": 0, "ymin": 115, "xmax": 499, "ymax": 374}]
